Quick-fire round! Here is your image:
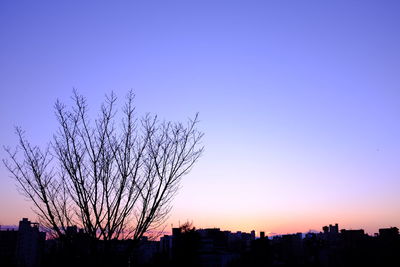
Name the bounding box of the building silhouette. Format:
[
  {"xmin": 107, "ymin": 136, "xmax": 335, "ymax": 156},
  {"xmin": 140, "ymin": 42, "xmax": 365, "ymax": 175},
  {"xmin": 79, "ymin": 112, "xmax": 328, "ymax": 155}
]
[{"xmin": 0, "ymin": 218, "xmax": 45, "ymax": 267}]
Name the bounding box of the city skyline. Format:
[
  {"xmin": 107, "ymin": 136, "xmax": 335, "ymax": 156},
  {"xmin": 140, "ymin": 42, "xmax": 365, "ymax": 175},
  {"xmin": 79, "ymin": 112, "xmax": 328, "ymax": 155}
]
[
  {"xmin": 1, "ymin": 1, "xmax": 400, "ymax": 236},
  {"xmin": 2, "ymin": 217, "xmax": 399, "ymax": 266},
  {"xmin": 0, "ymin": 217, "xmax": 397, "ymax": 238},
  {"xmin": 1, "ymin": 216, "xmax": 398, "ymax": 242}
]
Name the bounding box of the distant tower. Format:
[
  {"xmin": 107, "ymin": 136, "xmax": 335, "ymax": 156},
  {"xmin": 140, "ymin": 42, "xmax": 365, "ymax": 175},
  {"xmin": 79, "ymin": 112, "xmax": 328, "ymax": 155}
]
[
  {"xmin": 333, "ymin": 223, "xmax": 339, "ymax": 234},
  {"xmin": 328, "ymin": 223, "xmax": 339, "ymax": 234},
  {"xmin": 260, "ymin": 231, "xmax": 265, "ymax": 239},
  {"xmin": 16, "ymin": 218, "xmax": 45, "ymax": 267},
  {"xmin": 251, "ymin": 230, "xmax": 256, "ymax": 240},
  {"xmin": 323, "ymin": 226, "xmax": 329, "ymax": 234}
]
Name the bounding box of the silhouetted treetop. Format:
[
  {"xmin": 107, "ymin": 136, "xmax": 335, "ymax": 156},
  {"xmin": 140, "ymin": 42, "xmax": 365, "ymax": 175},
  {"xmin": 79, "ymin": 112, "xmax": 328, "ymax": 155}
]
[{"xmin": 3, "ymin": 90, "xmax": 204, "ymax": 242}]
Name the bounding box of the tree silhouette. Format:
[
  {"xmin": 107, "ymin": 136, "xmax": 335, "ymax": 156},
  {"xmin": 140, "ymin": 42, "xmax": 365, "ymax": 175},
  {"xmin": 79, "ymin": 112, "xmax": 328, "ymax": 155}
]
[{"xmin": 3, "ymin": 90, "xmax": 203, "ymax": 243}]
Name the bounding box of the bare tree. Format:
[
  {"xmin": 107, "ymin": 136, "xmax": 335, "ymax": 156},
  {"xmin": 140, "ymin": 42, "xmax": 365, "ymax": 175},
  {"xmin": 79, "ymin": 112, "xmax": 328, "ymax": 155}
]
[{"xmin": 3, "ymin": 90, "xmax": 203, "ymax": 242}]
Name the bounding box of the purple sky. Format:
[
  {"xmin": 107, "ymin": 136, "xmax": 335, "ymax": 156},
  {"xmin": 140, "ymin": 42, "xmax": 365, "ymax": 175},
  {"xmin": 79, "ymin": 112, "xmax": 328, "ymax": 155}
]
[{"xmin": 1, "ymin": 0, "xmax": 400, "ymax": 234}]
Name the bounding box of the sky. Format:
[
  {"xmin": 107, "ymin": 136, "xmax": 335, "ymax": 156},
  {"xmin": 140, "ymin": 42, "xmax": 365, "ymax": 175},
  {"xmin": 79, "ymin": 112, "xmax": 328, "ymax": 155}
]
[{"xmin": 1, "ymin": 0, "xmax": 400, "ymax": 235}]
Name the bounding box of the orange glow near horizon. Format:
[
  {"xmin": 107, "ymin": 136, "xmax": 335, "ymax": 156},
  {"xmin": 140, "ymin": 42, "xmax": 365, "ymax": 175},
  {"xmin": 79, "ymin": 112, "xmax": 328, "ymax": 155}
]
[{"xmin": 1, "ymin": 198, "xmax": 399, "ymax": 237}]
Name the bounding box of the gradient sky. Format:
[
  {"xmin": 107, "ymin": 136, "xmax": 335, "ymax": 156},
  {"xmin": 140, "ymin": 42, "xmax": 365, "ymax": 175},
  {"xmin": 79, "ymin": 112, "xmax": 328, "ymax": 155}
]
[{"xmin": 1, "ymin": 0, "xmax": 400, "ymax": 235}]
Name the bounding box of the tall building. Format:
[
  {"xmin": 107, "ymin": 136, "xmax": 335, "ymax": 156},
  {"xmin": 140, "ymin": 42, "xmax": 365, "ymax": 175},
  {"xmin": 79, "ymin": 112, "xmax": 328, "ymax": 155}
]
[
  {"xmin": 260, "ymin": 231, "xmax": 265, "ymax": 239},
  {"xmin": 16, "ymin": 218, "xmax": 46, "ymax": 267},
  {"xmin": 251, "ymin": 230, "xmax": 256, "ymax": 240},
  {"xmin": 329, "ymin": 223, "xmax": 339, "ymax": 234}
]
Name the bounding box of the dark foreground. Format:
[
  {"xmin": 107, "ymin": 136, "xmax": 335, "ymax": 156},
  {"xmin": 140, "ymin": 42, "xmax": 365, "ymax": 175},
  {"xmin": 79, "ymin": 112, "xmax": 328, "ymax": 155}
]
[{"xmin": 1, "ymin": 219, "xmax": 399, "ymax": 267}]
